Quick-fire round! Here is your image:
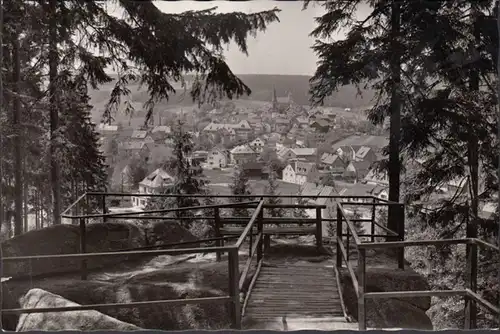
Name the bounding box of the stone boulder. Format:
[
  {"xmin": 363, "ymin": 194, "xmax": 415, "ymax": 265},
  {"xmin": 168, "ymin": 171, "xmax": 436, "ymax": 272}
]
[
  {"xmin": 2, "ymin": 222, "xmax": 146, "ymax": 278},
  {"xmin": 16, "ymin": 288, "xmax": 142, "ymax": 331},
  {"xmin": 339, "ymin": 267, "xmax": 433, "ymax": 330},
  {"xmin": 2, "ymin": 261, "xmax": 253, "ymax": 331}
]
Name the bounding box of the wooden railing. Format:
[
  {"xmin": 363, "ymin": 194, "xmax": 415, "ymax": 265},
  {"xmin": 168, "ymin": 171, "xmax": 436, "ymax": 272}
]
[
  {"xmin": 2, "ymin": 193, "xmax": 329, "ymax": 330},
  {"xmin": 335, "ymin": 200, "xmax": 500, "ymax": 330}
]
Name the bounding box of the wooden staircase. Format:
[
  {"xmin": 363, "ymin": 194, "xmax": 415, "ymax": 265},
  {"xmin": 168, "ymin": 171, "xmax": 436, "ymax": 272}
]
[{"xmin": 244, "ymin": 261, "xmax": 352, "ymax": 329}]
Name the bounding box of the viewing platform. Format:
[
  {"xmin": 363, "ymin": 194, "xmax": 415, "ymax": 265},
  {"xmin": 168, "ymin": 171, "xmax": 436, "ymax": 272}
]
[{"xmin": 1, "ymin": 192, "xmax": 499, "ymax": 331}]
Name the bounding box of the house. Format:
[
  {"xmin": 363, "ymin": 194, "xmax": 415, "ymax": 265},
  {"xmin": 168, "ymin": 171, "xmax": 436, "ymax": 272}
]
[
  {"xmin": 203, "ymin": 120, "xmax": 253, "ymax": 140},
  {"xmin": 310, "ymin": 119, "xmax": 331, "ymax": 133},
  {"xmin": 338, "ymin": 183, "xmax": 378, "ymax": 205},
  {"xmin": 249, "ymin": 137, "xmax": 266, "ymax": 153},
  {"xmin": 242, "ymin": 161, "xmax": 271, "ymax": 179},
  {"xmin": 320, "ymin": 153, "xmax": 347, "ymax": 173},
  {"xmin": 370, "ymin": 184, "xmax": 389, "ymax": 201},
  {"xmin": 132, "ymin": 168, "xmax": 175, "ymax": 208},
  {"xmin": 355, "ymin": 146, "xmax": 379, "ymax": 163},
  {"xmin": 332, "ymin": 135, "xmax": 388, "ymax": 152},
  {"xmin": 97, "ymin": 123, "xmax": 119, "ymax": 134},
  {"xmin": 191, "ymin": 150, "xmax": 209, "ymax": 164},
  {"xmin": 294, "ymin": 116, "xmax": 309, "ymax": 129},
  {"xmin": 119, "ymin": 141, "xmax": 151, "ymax": 161},
  {"xmin": 282, "ymin": 160, "xmax": 318, "ymax": 185},
  {"xmin": 273, "ymin": 118, "xmax": 290, "ymax": 133},
  {"xmin": 277, "ymin": 146, "xmax": 295, "ymax": 161},
  {"xmin": 342, "ymin": 161, "xmax": 358, "ymax": 183},
  {"xmin": 150, "ymin": 126, "xmax": 172, "ymax": 143},
  {"xmin": 230, "ymin": 144, "xmax": 259, "ymax": 165},
  {"xmin": 130, "ymin": 130, "xmax": 154, "ymax": 144},
  {"xmin": 364, "ymin": 167, "xmax": 389, "ymax": 186},
  {"xmin": 208, "ymin": 148, "xmax": 229, "ymax": 168},
  {"xmin": 291, "ymin": 148, "xmax": 317, "ymax": 162}
]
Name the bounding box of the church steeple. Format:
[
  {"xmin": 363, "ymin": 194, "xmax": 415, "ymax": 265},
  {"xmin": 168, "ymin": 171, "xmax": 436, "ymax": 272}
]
[{"xmin": 272, "ymin": 86, "xmax": 278, "ymax": 111}]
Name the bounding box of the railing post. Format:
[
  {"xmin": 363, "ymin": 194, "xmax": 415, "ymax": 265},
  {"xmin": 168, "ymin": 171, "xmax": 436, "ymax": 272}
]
[
  {"xmin": 315, "ymin": 207, "xmax": 323, "ymax": 250},
  {"xmin": 336, "ymin": 205, "xmax": 342, "ymax": 268},
  {"xmin": 102, "ymin": 195, "xmax": 107, "ymax": 223},
  {"xmin": 370, "ymin": 198, "xmax": 376, "ymax": 242},
  {"xmin": 79, "ymin": 217, "xmax": 87, "ymax": 280},
  {"xmin": 465, "ymin": 242, "xmax": 478, "ymax": 329},
  {"xmin": 358, "ymin": 248, "xmax": 366, "ymax": 330},
  {"xmin": 214, "ymin": 207, "xmax": 221, "ymax": 262},
  {"xmin": 397, "ymin": 203, "xmax": 405, "ymax": 270},
  {"xmin": 228, "ymin": 247, "xmax": 241, "ymax": 329},
  {"xmin": 257, "ymin": 207, "xmax": 263, "ymax": 262}
]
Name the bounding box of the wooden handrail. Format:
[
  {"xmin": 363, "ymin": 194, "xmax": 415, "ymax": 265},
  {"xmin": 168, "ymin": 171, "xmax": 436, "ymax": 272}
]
[
  {"xmin": 337, "ymin": 236, "xmax": 359, "ymax": 297},
  {"xmin": 62, "ymin": 200, "xmax": 260, "ymax": 219},
  {"xmin": 1, "ymin": 296, "xmax": 231, "ymax": 315},
  {"xmin": 337, "ymin": 203, "xmax": 361, "ymax": 245},
  {"xmin": 235, "ymin": 199, "xmax": 264, "ymax": 249},
  {"xmin": 239, "ymin": 232, "xmax": 263, "ymax": 291},
  {"xmin": 466, "ymin": 289, "xmax": 500, "ymax": 316},
  {"xmin": 2, "ymin": 245, "xmax": 231, "ymax": 262}
]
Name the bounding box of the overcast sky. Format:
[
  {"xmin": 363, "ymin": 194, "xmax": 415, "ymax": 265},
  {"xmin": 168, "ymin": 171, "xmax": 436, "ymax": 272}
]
[{"xmin": 150, "ymin": 1, "xmax": 370, "ymax": 76}]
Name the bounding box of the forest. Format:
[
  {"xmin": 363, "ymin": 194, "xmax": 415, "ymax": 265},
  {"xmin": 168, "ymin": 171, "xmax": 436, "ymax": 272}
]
[{"xmin": 0, "ymin": 0, "xmax": 499, "ymax": 329}]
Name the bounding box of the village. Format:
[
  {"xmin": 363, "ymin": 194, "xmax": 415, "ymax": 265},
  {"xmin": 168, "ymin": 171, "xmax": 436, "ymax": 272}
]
[{"xmin": 95, "ymin": 88, "xmax": 495, "ymax": 226}]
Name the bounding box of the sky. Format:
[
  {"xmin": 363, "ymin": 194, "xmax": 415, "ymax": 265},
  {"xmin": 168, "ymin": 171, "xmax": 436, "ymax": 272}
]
[{"xmin": 152, "ymin": 1, "xmax": 373, "ymax": 76}]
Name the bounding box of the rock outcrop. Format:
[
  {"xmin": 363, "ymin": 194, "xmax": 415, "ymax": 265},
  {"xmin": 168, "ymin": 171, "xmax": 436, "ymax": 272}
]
[
  {"xmin": 2, "ymin": 222, "xmax": 146, "ymax": 278},
  {"xmin": 16, "ymin": 288, "xmax": 142, "ymax": 331},
  {"xmin": 2, "ymin": 261, "xmax": 254, "ymax": 331},
  {"xmin": 339, "ymin": 267, "xmax": 433, "ymax": 330}
]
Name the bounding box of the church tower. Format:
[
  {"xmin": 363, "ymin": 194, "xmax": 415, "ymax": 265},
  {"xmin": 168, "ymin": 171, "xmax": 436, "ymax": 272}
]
[{"xmin": 272, "ymin": 86, "xmax": 278, "ymax": 112}]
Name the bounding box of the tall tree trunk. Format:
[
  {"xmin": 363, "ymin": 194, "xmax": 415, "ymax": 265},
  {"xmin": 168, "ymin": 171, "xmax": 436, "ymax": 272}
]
[
  {"xmin": 496, "ymin": 0, "xmax": 500, "ymax": 326},
  {"xmin": 12, "ymin": 29, "xmax": 23, "ymax": 236},
  {"xmin": 465, "ymin": 7, "xmax": 481, "ymax": 329},
  {"xmin": 0, "ymin": 0, "xmax": 4, "ymax": 240},
  {"xmin": 49, "ymin": 0, "xmax": 61, "ymax": 225},
  {"xmin": 387, "ymin": 0, "xmax": 402, "ymax": 236}
]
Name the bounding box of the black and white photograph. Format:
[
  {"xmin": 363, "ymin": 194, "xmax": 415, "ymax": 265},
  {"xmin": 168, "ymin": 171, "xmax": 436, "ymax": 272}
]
[{"xmin": 0, "ymin": 0, "xmax": 499, "ymax": 332}]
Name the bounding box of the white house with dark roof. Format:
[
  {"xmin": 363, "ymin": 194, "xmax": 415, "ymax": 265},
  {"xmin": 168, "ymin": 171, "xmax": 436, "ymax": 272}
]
[
  {"xmin": 282, "ymin": 160, "xmax": 318, "ymax": 185},
  {"xmin": 207, "ymin": 148, "xmax": 229, "ymax": 168},
  {"xmin": 249, "ymin": 137, "xmax": 266, "ymax": 153},
  {"xmin": 132, "ymin": 168, "xmax": 174, "ymax": 208}
]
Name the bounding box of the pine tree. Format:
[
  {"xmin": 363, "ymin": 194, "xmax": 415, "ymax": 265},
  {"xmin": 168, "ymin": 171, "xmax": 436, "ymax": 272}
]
[
  {"xmin": 304, "ymin": 0, "xmax": 412, "ymax": 235},
  {"xmin": 229, "ymin": 167, "xmax": 254, "ymax": 217},
  {"xmin": 147, "ymin": 121, "xmax": 210, "ymax": 228},
  {"xmin": 265, "ymin": 170, "xmax": 284, "ymax": 218}
]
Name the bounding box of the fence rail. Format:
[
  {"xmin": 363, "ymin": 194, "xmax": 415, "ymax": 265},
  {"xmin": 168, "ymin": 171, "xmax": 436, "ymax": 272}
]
[{"xmin": 335, "ymin": 198, "xmax": 500, "ymax": 330}]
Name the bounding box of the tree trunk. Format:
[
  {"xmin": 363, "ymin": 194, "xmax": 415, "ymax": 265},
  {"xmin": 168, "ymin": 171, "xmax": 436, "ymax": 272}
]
[
  {"xmin": 467, "ymin": 7, "xmax": 480, "ymax": 239},
  {"xmin": 49, "ymin": 0, "xmax": 61, "ymax": 225},
  {"xmin": 12, "ymin": 30, "xmax": 23, "ymax": 236},
  {"xmin": 0, "ymin": 0, "xmax": 4, "ymax": 238},
  {"xmin": 387, "ymin": 0, "xmax": 402, "ymax": 237}
]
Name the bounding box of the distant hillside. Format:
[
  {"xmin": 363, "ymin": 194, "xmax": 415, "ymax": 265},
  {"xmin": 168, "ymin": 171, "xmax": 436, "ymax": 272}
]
[{"xmin": 89, "ymin": 74, "xmax": 376, "ymax": 122}]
